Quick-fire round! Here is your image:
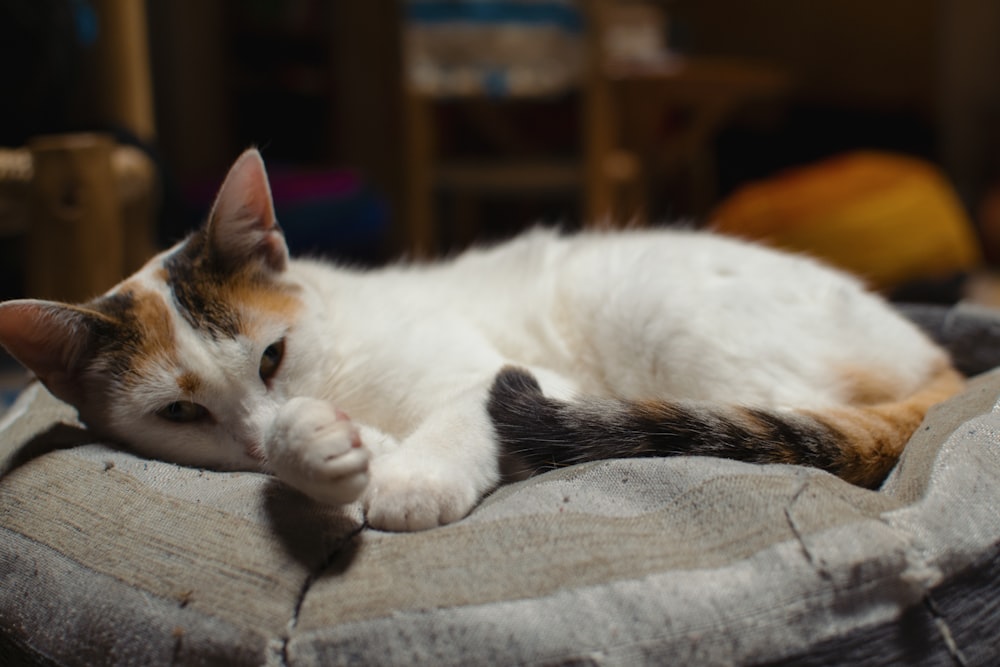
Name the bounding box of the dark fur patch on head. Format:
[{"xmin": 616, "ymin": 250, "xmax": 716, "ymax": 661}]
[
  {"xmin": 163, "ymin": 230, "xmax": 242, "ymax": 338},
  {"xmin": 161, "ymin": 230, "xmax": 300, "ymax": 339}
]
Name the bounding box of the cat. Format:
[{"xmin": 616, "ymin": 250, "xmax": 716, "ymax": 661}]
[{"xmin": 0, "ymin": 149, "xmax": 963, "ymax": 531}]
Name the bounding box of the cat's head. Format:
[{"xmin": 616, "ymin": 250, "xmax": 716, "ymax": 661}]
[{"xmin": 0, "ymin": 149, "xmax": 306, "ymax": 470}]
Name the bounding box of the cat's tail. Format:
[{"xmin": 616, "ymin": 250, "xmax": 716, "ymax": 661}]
[{"xmin": 487, "ymin": 365, "xmax": 964, "ymax": 488}]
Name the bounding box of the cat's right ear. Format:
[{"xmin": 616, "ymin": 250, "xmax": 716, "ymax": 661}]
[
  {"xmin": 206, "ymin": 148, "xmax": 289, "ymax": 273},
  {"xmin": 0, "ymin": 299, "xmax": 103, "ymax": 406}
]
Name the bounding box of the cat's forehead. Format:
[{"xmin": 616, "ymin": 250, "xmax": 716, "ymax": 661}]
[{"xmin": 139, "ymin": 231, "xmax": 301, "ymax": 339}]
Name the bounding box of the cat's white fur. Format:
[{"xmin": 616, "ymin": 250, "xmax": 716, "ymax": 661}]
[{"xmin": 0, "ymin": 150, "xmax": 953, "ymax": 531}]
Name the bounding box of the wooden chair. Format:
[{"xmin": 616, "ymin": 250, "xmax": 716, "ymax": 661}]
[
  {"xmin": 0, "ymin": 0, "xmax": 157, "ymax": 303},
  {"xmin": 400, "ymin": 0, "xmax": 788, "ymax": 256},
  {"xmin": 401, "ymin": 0, "xmax": 623, "ymax": 256}
]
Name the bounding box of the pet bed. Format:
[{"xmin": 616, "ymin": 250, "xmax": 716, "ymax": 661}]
[{"xmin": 1, "ymin": 303, "xmax": 999, "ymax": 666}]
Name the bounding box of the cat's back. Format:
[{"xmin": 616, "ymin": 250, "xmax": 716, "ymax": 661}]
[
  {"xmin": 545, "ymin": 227, "xmax": 948, "ymax": 406},
  {"xmin": 290, "ymin": 227, "xmax": 946, "ymax": 408}
]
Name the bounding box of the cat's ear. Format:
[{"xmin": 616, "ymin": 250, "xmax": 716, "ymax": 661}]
[
  {"xmin": 0, "ymin": 299, "xmax": 105, "ymax": 406},
  {"xmin": 206, "ymin": 148, "xmax": 288, "ymax": 272}
]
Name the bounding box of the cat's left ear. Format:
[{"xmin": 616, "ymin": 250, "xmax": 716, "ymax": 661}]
[
  {"xmin": 206, "ymin": 148, "xmax": 289, "ymax": 272},
  {"xmin": 0, "ymin": 299, "xmax": 107, "ymax": 407}
]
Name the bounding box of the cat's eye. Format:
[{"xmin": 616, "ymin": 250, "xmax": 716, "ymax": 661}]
[
  {"xmin": 157, "ymin": 401, "xmax": 209, "ymax": 423},
  {"xmin": 259, "ymin": 339, "xmax": 285, "ymax": 382}
]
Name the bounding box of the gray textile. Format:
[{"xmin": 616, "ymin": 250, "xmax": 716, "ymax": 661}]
[
  {"xmin": 898, "ymin": 302, "xmax": 1000, "ymax": 376},
  {"xmin": 1, "ymin": 304, "xmax": 999, "ymax": 666}
]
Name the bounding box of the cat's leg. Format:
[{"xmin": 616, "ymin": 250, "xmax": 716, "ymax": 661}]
[
  {"xmin": 364, "ymin": 366, "xmax": 577, "ymax": 531},
  {"xmin": 362, "ymin": 384, "xmax": 497, "ymax": 531},
  {"xmin": 264, "ymin": 396, "xmax": 398, "ymax": 505}
]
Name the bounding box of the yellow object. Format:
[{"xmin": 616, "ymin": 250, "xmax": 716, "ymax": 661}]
[{"xmin": 711, "ymin": 152, "xmax": 981, "ymax": 290}]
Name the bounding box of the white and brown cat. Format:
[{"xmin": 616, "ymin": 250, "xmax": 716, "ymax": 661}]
[{"xmin": 0, "ymin": 149, "xmax": 963, "ymax": 530}]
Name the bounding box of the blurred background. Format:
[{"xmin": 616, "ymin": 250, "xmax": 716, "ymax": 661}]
[{"xmin": 0, "ymin": 0, "xmax": 998, "ymax": 311}]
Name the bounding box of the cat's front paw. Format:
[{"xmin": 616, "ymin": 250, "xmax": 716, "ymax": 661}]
[
  {"xmin": 364, "ymin": 454, "xmax": 478, "ymax": 531},
  {"xmin": 266, "ymin": 397, "xmax": 370, "ymax": 505}
]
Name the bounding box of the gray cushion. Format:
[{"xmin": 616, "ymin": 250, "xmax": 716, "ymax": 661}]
[{"xmin": 1, "ymin": 304, "xmax": 999, "ymax": 666}]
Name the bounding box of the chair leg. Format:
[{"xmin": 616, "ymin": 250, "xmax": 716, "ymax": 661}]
[{"xmin": 27, "ymin": 133, "xmax": 125, "ymax": 302}]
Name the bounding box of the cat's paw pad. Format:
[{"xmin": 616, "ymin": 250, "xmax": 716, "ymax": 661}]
[
  {"xmin": 266, "ymin": 397, "xmax": 370, "ymax": 505},
  {"xmin": 364, "ymin": 456, "xmax": 478, "ymax": 531}
]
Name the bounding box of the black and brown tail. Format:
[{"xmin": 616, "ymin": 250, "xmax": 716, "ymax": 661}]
[{"xmin": 487, "ymin": 365, "xmax": 964, "ymax": 488}]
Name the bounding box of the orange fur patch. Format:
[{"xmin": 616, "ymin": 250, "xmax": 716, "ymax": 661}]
[
  {"xmin": 811, "ymin": 364, "xmax": 965, "ymax": 487},
  {"xmin": 836, "ymin": 364, "xmax": 899, "ymax": 405},
  {"xmin": 176, "ymin": 372, "xmax": 201, "ymax": 394},
  {"xmin": 223, "ymin": 270, "xmax": 302, "ymax": 337},
  {"xmin": 129, "ymin": 288, "xmax": 176, "ymax": 360},
  {"xmin": 89, "ymin": 284, "xmax": 181, "ymax": 386}
]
